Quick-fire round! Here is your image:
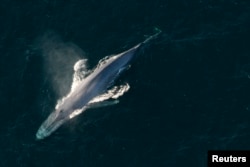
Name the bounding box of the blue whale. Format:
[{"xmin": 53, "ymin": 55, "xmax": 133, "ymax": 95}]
[{"xmin": 36, "ymin": 31, "xmax": 161, "ymax": 140}]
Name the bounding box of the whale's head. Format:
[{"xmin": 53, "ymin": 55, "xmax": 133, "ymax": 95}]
[{"xmin": 36, "ymin": 108, "xmax": 70, "ymax": 140}]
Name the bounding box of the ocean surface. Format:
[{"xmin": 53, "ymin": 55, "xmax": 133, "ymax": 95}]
[{"xmin": 0, "ymin": 0, "xmax": 250, "ymax": 166}]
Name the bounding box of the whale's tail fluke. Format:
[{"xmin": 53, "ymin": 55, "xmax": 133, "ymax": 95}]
[
  {"xmin": 133, "ymin": 28, "xmax": 162, "ymax": 57},
  {"xmin": 142, "ymin": 28, "xmax": 162, "ymax": 45}
]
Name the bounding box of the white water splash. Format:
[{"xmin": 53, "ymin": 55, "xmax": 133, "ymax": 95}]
[
  {"xmin": 71, "ymin": 59, "xmax": 90, "ymax": 91},
  {"xmin": 89, "ymin": 83, "xmax": 130, "ymax": 103}
]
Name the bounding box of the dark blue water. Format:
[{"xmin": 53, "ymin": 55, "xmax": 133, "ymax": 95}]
[{"xmin": 0, "ymin": 0, "xmax": 250, "ymax": 166}]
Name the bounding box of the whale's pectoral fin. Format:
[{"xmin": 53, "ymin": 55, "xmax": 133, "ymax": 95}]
[{"xmin": 86, "ymin": 100, "xmax": 119, "ymax": 109}]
